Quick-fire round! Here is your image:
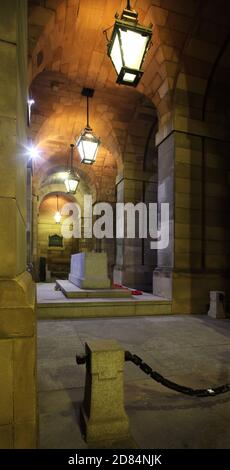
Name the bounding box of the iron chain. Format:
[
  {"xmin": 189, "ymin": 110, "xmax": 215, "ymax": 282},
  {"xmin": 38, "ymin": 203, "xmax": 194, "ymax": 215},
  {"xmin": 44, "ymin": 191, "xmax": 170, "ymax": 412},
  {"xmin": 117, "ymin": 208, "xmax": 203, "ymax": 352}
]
[{"xmin": 125, "ymin": 351, "xmax": 230, "ymax": 397}]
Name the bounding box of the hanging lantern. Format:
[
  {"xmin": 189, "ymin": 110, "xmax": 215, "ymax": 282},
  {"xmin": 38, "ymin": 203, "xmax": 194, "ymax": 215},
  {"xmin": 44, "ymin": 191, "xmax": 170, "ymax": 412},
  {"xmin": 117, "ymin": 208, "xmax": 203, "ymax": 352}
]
[
  {"xmin": 64, "ymin": 144, "xmax": 80, "ymax": 194},
  {"xmin": 106, "ymin": 0, "xmax": 152, "ymax": 87},
  {"xmin": 54, "ymin": 195, "xmax": 62, "ymax": 224},
  {"xmin": 76, "ymin": 88, "xmax": 100, "ymax": 165}
]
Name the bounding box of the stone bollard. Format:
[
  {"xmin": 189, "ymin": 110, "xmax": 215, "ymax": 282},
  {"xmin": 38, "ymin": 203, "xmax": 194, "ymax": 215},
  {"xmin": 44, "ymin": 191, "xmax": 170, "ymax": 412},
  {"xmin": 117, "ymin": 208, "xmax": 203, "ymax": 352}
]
[
  {"xmin": 79, "ymin": 339, "xmax": 136, "ymax": 448},
  {"xmin": 208, "ymin": 291, "xmax": 227, "ymax": 319}
]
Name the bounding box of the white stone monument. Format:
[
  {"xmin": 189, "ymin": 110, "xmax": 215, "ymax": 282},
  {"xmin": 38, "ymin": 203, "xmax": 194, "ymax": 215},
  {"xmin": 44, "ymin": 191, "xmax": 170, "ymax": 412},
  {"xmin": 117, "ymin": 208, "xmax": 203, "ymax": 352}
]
[
  {"xmin": 69, "ymin": 252, "xmax": 111, "ymax": 289},
  {"xmin": 208, "ymin": 291, "xmax": 227, "ymax": 319}
]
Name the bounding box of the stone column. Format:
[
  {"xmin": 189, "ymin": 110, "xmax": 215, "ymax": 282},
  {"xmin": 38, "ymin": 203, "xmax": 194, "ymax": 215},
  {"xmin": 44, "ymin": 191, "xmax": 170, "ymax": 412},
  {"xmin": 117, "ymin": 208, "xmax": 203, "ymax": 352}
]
[
  {"xmin": 113, "ymin": 170, "xmax": 157, "ymax": 291},
  {"xmin": 93, "ymin": 202, "xmax": 116, "ymax": 281},
  {"xmin": 153, "ymin": 116, "xmax": 230, "ymax": 313},
  {"xmin": 26, "ymin": 167, "xmax": 32, "ymax": 266},
  {"xmin": 32, "ymin": 193, "xmax": 39, "ymax": 280},
  {"xmin": 0, "ymin": 1, "xmax": 37, "ymax": 448},
  {"xmin": 152, "ymin": 132, "xmax": 174, "ymax": 299}
]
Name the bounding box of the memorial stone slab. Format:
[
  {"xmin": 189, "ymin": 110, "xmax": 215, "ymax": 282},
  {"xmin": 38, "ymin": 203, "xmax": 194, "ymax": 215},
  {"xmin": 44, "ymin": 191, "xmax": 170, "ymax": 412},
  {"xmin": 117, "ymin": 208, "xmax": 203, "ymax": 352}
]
[{"xmin": 69, "ymin": 253, "xmax": 111, "ymax": 289}]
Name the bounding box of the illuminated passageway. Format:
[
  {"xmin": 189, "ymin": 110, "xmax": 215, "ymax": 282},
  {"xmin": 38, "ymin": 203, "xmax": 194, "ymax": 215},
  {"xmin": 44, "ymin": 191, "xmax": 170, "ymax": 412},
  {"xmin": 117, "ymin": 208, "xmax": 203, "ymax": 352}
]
[{"xmin": 0, "ymin": 0, "xmax": 230, "ymax": 449}]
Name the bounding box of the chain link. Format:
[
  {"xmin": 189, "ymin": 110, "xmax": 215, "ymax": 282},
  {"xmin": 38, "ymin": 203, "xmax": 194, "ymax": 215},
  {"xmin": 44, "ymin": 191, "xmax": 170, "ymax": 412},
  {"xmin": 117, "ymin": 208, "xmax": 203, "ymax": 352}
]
[{"xmin": 125, "ymin": 351, "xmax": 230, "ymax": 397}]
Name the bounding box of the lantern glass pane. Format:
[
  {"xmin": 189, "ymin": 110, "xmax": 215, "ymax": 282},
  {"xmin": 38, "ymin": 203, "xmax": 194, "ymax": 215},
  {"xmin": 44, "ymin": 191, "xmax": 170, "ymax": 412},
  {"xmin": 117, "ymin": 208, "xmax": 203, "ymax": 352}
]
[
  {"xmin": 69, "ymin": 179, "xmax": 79, "ymax": 192},
  {"xmin": 77, "ymin": 131, "xmax": 99, "ymax": 164},
  {"xmin": 110, "ymin": 32, "xmax": 123, "ymax": 74},
  {"xmin": 120, "ymin": 29, "xmax": 148, "ymax": 70},
  {"xmin": 77, "ymin": 140, "xmax": 85, "ymax": 162},
  {"xmin": 64, "ymin": 178, "xmax": 70, "ymax": 192},
  {"xmin": 123, "ymin": 72, "xmax": 136, "ymax": 83},
  {"xmin": 83, "ymin": 139, "xmax": 98, "ymax": 162},
  {"xmin": 54, "ymin": 211, "xmax": 61, "ymax": 223},
  {"xmin": 64, "ymin": 175, "xmax": 79, "ymax": 193}
]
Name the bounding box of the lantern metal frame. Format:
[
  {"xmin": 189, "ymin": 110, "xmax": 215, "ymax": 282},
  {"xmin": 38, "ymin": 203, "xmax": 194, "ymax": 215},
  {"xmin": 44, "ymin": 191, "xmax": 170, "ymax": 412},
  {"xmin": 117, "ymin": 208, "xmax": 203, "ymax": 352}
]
[
  {"xmin": 106, "ymin": 0, "xmax": 152, "ymax": 87},
  {"xmin": 76, "ymin": 88, "xmax": 100, "ymax": 165},
  {"xmin": 64, "ymin": 144, "xmax": 80, "ymax": 194}
]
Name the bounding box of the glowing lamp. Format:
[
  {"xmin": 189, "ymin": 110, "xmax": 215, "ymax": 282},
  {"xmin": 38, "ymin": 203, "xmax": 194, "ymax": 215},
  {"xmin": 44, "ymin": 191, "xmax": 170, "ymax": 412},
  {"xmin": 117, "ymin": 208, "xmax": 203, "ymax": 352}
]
[
  {"xmin": 76, "ymin": 88, "xmax": 100, "ymax": 165},
  {"xmin": 54, "ymin": 195, "xmax": 61, "ymax": 224},
  {"xmin": 106, "ymin": 0, "xmax": 152, "ymax": 87},
  {"xmin": 28, "ymin": 144, "xmax": 40, "ymax": 160},
  {"xmin": 54, "ymin": 211, "xmax": 62, "ymax": 224},
  {"xmin": 76, "ymin": 127, "xmax": 100, "ymax": 165},
  {"xmin": 64, "ymin": 144, "xmax": 80, "ymax": 194}
]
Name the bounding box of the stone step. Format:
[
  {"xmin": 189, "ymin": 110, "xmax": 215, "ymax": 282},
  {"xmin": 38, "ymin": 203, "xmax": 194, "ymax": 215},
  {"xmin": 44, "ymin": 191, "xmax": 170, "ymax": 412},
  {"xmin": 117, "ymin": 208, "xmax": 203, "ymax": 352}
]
[
  {"xmin": 55, "ymin": 279, "xmax": 132, "ymax": 299},
  {"xmin": 37, "ymin": 283, "xmax": 172, "ymax": 319}
]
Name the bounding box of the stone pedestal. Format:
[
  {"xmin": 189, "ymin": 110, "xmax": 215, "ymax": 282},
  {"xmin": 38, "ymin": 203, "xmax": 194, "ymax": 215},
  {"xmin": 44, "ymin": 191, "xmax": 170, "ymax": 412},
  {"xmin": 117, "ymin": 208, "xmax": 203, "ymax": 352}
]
[
  {"xmin": 69, "ymin": 253, "xmax": 110, "ymax": 289},
  {"xmin": 208, "ymin": 291, "xmax": 227, "ymax": 319},
  {"xmin": 80, "ymin": 340, "xmax": 135, "ymax": 448}
]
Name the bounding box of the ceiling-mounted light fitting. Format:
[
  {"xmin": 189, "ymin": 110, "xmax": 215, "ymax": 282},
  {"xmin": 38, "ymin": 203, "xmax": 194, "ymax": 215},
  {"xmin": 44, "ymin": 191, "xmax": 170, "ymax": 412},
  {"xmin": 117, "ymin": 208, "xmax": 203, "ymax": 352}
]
[
  {"xmin": 64, "ymin": 144, "xmax": 80, "ymax": 194},
  {"xmin": 76, "ymin": 88, "xmax": 100, "ymax": 165},
  {"xmin": 27, "ymin": 93, "xmax": 35, "ymax": 125},
  {"xmin": 105, "ymin": 0, "xmax": 152, "ymax": 87},
  {"xmin": 54, "ymin": 194, "xmax": 62, "ymax": 224}
]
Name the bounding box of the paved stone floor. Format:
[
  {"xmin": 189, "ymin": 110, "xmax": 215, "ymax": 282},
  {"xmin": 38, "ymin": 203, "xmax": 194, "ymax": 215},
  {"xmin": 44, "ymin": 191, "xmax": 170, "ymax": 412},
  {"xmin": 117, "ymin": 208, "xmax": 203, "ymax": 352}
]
[{"xmin": 38, "ymin": 315, "xmax": 230, "ymax": 449}]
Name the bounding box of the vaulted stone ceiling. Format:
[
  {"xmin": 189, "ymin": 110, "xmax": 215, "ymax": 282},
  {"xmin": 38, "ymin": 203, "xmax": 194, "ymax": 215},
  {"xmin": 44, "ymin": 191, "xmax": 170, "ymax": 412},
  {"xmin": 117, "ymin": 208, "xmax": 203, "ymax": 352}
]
[{"xmin": 28, "ymin": 0, "xmax": 230, "ymax": 203}]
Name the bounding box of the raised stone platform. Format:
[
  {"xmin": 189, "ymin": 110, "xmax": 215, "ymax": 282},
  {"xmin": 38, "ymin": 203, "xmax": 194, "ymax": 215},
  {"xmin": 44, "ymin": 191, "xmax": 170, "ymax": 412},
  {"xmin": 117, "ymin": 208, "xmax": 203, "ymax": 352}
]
[
  {"xmin": 56, "ymin": 279, "xmax": 132, "ymax": 299},
  {"xmin": 37, "ymin": 283, "xmax": 172, "ymax": 319}
]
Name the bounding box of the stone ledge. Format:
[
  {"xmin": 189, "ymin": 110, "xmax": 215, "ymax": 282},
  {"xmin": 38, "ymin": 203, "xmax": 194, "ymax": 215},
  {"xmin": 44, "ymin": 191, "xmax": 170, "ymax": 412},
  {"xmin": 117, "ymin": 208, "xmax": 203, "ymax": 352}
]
[
  {"xmin": 38, "ymin": 300, "xmax": 172, "ymax": 319},
  {"xmin": 0, "ymin": 271, "xmax": 35, "ymax": 338},
  {"xmin": 0, "ymin": 271, "xmax": 35, "ymax": 307},
  {"xmin": 156, "ymin": 115, "xmax": 230, "ymax": 146}
]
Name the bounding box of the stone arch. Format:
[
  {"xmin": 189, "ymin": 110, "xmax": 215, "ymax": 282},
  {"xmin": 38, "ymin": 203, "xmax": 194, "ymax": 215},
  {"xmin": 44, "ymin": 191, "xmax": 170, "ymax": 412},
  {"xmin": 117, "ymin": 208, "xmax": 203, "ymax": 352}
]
[
  {"xmin": 37, "ymin": 163, "xmax": 96, "ymax": 201},
  {"xmin": 172, "ymin": 0, "xmax": 230, "ymax": 126},
  {"xmin": 37, "ymin": 191, "xmax": 79, "ymax": 280},
  {"xmin": 38, "ymin": 184, "xmax": 85, "ymax": 210},
  {"xmin": 28, "ymin": 0, "xmax": 190, "ymax": 121},
  {"xmin": 29, "ymin": 69, "xmax": 158, "ymax": 204}
]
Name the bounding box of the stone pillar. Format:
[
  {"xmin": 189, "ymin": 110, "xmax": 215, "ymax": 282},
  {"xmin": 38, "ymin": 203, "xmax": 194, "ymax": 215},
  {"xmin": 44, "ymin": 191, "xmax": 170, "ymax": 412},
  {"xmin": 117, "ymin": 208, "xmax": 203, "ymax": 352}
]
[
  {"xmin": 32, "ymin": 193, "xmax": 39, "ymax": 280},
  {"xmin": 113, "ymin": 171, "xmax": 157, "ymax": 291},
  {"xmin": 80, "ymin": 340, "xmax": 134, "ymax": 448},
  {"xmin": 26, "ymin": 167, "xmax": 32, "ymax": 266},
  {"xmin": 0, "ymin": 1, "xmax": 37, "ymax": 448},
  {"xmin": 153, "ymin": 116, "xmax": 230, "ymax": 314},
  {"xmin": 152, "ymin": 132, "xmax": 174, "ymax": 299},
  {"xmin": 94, "ymin": 202, "xmax": 116, "ymax": 281}
]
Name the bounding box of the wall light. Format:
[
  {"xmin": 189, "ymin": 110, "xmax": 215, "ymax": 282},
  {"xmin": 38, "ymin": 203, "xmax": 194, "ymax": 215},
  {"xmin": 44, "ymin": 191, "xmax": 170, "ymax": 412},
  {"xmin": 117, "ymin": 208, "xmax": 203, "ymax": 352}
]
[
  {"xmin": 27, "ymin": 97, "xmax": 35, "ymax": 125},
  {"xmin": 27, "ymin": 144, "xmax": 40, "ymax": 160}
]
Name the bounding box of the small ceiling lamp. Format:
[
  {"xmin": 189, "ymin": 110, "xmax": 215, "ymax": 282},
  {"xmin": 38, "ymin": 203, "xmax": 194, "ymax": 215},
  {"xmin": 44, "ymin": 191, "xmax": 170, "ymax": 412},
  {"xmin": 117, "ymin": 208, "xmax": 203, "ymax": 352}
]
[
  {"xmin": 105, "ymin": 0, "xmax": 152, "ymax": 87},
  {"xmin": 76, "ymin": 88, "xmax": 100, "ymax": 165},
  {"xmin": 27, "ymin": 144, "xmax": 40, "ymax": 160},
  {"xmin": 54, "ymin": 195, "xmax": 62, "ymax": 224},
  {"xmin": 27, "ymin": 93, "xmax": 35, "ymax": 126},
  {"xmin": 64, "ymin": 144, "xmax": 80, "ymax": 194}
]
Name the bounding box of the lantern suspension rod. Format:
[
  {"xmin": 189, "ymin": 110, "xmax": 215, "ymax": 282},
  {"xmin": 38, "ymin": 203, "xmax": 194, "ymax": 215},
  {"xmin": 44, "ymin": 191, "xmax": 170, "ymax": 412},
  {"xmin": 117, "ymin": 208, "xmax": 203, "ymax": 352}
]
[
  {"xmin": 70, "ymin": 144, "xmax": 74, "ymax": 169},
  {"xmin": 81, "ymin": 87, "xmax": 95, "ymax": 128},
  {"xmin": 126, "ymin": 0, "xmax": 132, "ymax": 10},
  {"xmin": 87, "ymin": 95, "xmax": 89, "ymax": 128}
]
